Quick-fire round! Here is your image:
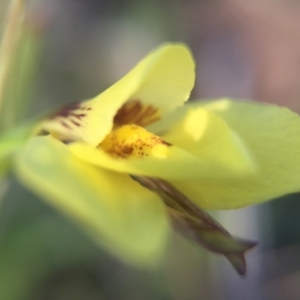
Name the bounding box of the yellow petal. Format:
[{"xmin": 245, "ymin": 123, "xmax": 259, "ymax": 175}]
[
  {"xmin": 160, "ymin": 107, "xmax": 255, "ymax": 175},
  {"xmin": 69, "ymin": 124, "xmax": 254, "ymax": 180},
  {"xmin": 169, "ymin": 99, "xmax": 300, "ymax": 209},
  {"xmin": 40, "ymin": 43, "xmax": 195, "ymax": 146},
  {"xmin": 14, "ymin": 136, "xmax": 169, "ymax": 266}
]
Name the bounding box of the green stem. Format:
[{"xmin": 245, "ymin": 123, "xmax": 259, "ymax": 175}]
[{"xmin": 0, "ymin": 0, "xmax": 26, "ymax": 119}]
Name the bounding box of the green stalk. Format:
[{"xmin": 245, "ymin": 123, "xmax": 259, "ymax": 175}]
[{"xmin": 0, "ymin": 0, "xmax": 26, "ymax": 128}]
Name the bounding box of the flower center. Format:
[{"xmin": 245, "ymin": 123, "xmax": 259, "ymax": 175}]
[{"xmin": 99, "ymin": 124, "xmax": 170, "ymax": 159}]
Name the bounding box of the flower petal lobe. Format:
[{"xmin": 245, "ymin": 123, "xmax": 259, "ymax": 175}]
[
  {"xmin": 40, "ymin": 43, "xmax": 195, "ymax": 146},
  {"xmin": 15, "ymin": 136, "xmax": 169, "ymax": 265}
]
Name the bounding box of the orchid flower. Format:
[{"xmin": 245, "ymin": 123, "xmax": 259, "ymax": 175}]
[{"xmin": 4, "ymin": 44, "xmax": 300, "ymax": 275}]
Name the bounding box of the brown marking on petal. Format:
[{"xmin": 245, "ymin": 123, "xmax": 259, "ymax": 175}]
[
  {"xmin": 50, "ymin": 102, "xmax": 80, "ymax": 119},
  {"xmin": 114, "ymin": 101, "xmax": 142, "ymax": 125},
  {"xmin": 114, "ymin": 99, "xmax": 160, "ymax": 127},
  {"xmin": 71, "ymin": 120, "xmax": 80, "ymax": 127},
  {"xmin": 70, "ymin": 113, "xmax": 86, "ymax": 120},
  {"xmin": 47, "ymin": 101, "xmax": 90, "ymax": 132},
  {"xmin": 83, "ymin": 107, "xmax": 92, "ymax": 111},
  {"xmin": 134, "ymin": 105, "xmax": 156, "ymax": 124},
  {"xmin": 60, "ymin": 121, "xmax": 71, "ymax": 129},
  {"xmin": 162, "ymin": 140, "xmax": 172, "ymax": 146}
]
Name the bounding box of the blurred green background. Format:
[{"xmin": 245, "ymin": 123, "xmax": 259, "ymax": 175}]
[{"xmin": 1, "ymin": 0, "xmax": 300, "ymax": 299}]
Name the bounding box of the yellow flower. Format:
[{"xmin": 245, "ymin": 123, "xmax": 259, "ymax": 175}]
[{"xmin": 12, "ymin": 44, "xmax": 300, "ymax": 275}]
